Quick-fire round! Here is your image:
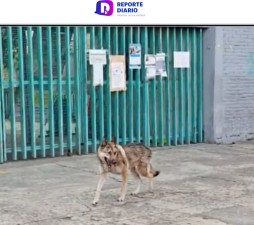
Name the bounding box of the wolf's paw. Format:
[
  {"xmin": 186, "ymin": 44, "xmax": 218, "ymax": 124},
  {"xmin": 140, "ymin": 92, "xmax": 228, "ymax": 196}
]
[
  {"xmin": 117, "ymin": 196, "xmax": 125, "ymax": 202},
  {"xmin": 92, "ymin": 200, "xmax": 98, "ymax": 206},
  {"xmin": 131, "ymin": 191, "xmax": 139, "ymax": 196}
]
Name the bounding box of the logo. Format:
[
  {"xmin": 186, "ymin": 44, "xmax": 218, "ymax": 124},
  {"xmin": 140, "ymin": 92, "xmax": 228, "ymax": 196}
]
[
  {"xmin": 95, "ymin": 0, "xmax": 114, "ymax": 16},
  {"xmin": 116, "ymin": 1, "xmax": 144, "ymax": 17}
]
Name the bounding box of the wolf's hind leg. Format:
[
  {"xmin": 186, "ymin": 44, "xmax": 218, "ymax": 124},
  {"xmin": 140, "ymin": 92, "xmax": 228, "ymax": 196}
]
[
  {"xmin": 148, "ymin": 177, "xmax": 153, "ymax": 192},
  {"xmin": 130, "ymin": 168, "xmax": 141, "ymax": 195},
  {"xmin": 147, "ymin": 163, "xmax": 153, "ymax": 178}
]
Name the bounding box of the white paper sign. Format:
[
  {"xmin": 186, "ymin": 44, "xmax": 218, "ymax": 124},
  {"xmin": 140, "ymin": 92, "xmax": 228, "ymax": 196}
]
[
  {"xmin": 89, "ymin": 49, "xmax": 106, "ymax": 65},
  {"xmin": 156, "ymin": 53, "xmax": 167, "ymax": 77},
  {"xmin": 93, "ymin": 64, "xmax": 104, "ymax": 86},
  {"xmin": 111, "ymin": 63, "xmax": 126, "ymax": 90},
  {"xmin": 173, "ymin": 51, "xmax": 190, "ymax": 68},
  {"xmin": 146, "ymin": 67, "xmax": 156, "ymax": 80},
  {"xmin": 89, "ymin": 49, "xmax": 107, "ymax": 86},
  {"xmin": 145, "ymin": 54, "xmax": 156, "ymax": 80},
  {"xmin": 145, "ymin": 54, "xmax": 156, "ymax": 67}
]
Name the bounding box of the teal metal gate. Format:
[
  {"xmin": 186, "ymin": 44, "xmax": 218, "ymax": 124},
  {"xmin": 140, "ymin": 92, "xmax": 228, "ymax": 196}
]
[{"xmin": 0, "ymin": 26, "xmax": 203, "ymax": 163}]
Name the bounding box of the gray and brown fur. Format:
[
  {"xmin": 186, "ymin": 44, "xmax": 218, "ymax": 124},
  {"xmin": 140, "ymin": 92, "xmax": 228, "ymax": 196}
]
[{"xmin": 93, "ymin": 138, "xmax": 160, "ymax": 205}]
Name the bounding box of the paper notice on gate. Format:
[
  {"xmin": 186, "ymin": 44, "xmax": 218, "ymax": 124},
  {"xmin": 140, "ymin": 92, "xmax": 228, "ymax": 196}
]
[
  {"xmin": 89, "ymin": 49, "xmax": 107, "ymax": 86},
  {"xmin": 156, "ymin": 53, "xmax": 167, "ymax": 77},
  {"xmin": 145, "ymin": 54, "xmax": 156, "ymax": 68},
  {"xmin": 111, "ymin": 62, "xmax": 126, "ymax": 90},
  {"xmin": 173, "ymin": 51, "xmax": 190, "ymax": 68},
  {"xmin": 146, "ymin": 67, "xmax": 156, "ymax": 80},
  {"xmin": 145, "ymin": 54, "xmax": 156, "ymax": 80},
  {"xmin": 93, "ymin": 63, "xmax": 104, "ymax": 86},
  {"xmin": 89, "ymin": 49, "xmax": 107, "ymax": 65},
  {"xmin": 129, "ymin": 44, "xmax": 141, "ymax": 69},
  {"xmin": 109, "ymin": 55, "xmax": 126, "ymax": 91}
]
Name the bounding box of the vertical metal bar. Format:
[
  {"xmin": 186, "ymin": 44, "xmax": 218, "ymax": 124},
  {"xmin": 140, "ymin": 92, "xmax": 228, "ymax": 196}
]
[
  {"xmin": 150, "ymin": 27, "xmax": 157, "ymax": 146},
  {"xmin": 191, "ymin": 29, "xmax": 197, "ymax": 143},
  {"xmin": 134, "ymin": 27, "xmax": 141, "ymax": 143},
  {"xmin": 27, "ymin": 26, "xmax": 36, "ymax": 157},
  {"xmin": 90, "ymin": 27, "xmax": 97, "ymax": 152},
  {"xmin": 156, "ymin": 28, "xmax": 164, "ymax": 146},
  {"xmin": 119, "ymin": 27, "xmax": 127, "ymax": 145},
  {"xmin": 141, "ymin": 27, "xmax": 149, "ymax": 146},
  {"xmin": 112, "ymin": 27, "xmax": 119, "ymax": 143},
  {"xmin": 37, "ymin": 27, "xmax": 46, "ymax": 157},
  {"xmin": 74, "ymin": 27, "xmax": 81, "ymax": 154},
  {"xmin": 0, "ymin": 96, "xmax": 3, "ymax": 163},
  {"xmin": 65, "ymin": 27, "xmax": 73, "ymax": 153},
  {"xmin": 0, "ymin": 27, "xmax": 4, "ymax": 163},
  {"xmin": 23, "ymin": 28, "xmax": 31, "ymax": 149},
  {"xmin": 7, "ymin": 27, "xmax": 17, "ymax": 160},
  {"xmin": 178, "ymin": 28, "xmax": 184, "ymax": 145},
  {"xmin": 105, "ymin": 27, "xmax": 112, "ymax": 141},
  {"xmin": 197, "ymin": 29, "xmax": 203, "ymax": 142},
  {"xmin": 47, "ymin": 27, "xmax": 55, "ymax": 156},
  {"xmin": 0, "ymin": 90, "xmax": 3, "ymax": 163},
  {"xmin": 171, "ymin": 28, "xmax": 177, "ymax": 145},
  {"xmin": 17, "ymin": 27, "xmax": 27, "ymax": 159},
  {"xmin": 127, "ymin": 27, "xmax": 133, "ymax": 143},
  {"xmin": 164, "ymin": 28, "xmax": 171, "ymax": 146},
  {"xmin": 80, "ymin": 27, "xmax": 88, "ymax": 154},
  {"xmin": 97, "ymin": 27, "xmax": 104, "ymax": 143},
  {"xmin": 184, "ymin": 28, "xmax": 191, "ymax": 144},
  {"xmin": 56, "ymin": 26, "xmax": 64, "ymax": 155}
]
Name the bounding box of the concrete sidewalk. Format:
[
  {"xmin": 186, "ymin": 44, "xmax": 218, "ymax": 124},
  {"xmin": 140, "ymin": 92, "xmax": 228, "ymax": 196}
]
[{"xmin": 1, "ymin": 142, "xmax": 254, "ymax": 225}]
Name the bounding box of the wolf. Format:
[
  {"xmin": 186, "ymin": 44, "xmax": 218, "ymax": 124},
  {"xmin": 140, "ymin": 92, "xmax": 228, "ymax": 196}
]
[{"xmin": 92, "ymin": 138, "xmax": 160, "ymax": 205}]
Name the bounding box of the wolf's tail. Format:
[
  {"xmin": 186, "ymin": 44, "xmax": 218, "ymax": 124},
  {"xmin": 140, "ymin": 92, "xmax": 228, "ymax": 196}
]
[
  {"xmin": 153, "ymin": 170, "xmax": 160, "ymax": 177},
  {"xmin": 149, "ymin": 165, "xmax": 160, "ymax": 178}
]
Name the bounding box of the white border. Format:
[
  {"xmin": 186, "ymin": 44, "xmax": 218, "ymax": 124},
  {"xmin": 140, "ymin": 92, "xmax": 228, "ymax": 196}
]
[{"xmin": 0, "ymin": 0, "xmax": 253, "ymax": 24}]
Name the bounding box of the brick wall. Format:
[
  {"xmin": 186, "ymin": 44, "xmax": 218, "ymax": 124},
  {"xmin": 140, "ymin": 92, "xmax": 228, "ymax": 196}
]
[{"xmin": 221, "ymin": 27, "xmax": 254, "ymax": 143}]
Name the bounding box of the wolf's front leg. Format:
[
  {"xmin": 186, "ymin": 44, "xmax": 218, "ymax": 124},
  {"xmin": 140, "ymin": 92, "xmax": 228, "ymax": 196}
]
[
  {"xmin": 118, "ymin": 169, "xmax": 128, "ymax": 202},
  {"xmin": 93, "ymin": 173, "xmax": 107, "ymax": 205}
]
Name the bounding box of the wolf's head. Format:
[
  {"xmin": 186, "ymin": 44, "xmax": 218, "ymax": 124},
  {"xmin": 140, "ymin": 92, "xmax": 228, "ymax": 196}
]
[{"xmin": 97, "ymin": 137, "xmax": 119, "ymax": 171}]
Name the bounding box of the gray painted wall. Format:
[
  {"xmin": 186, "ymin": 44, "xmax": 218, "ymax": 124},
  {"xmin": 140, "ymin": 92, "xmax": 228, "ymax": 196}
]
[{"xmin": 203, "ymin": 26, "xmax": 254, "ymax": 143}]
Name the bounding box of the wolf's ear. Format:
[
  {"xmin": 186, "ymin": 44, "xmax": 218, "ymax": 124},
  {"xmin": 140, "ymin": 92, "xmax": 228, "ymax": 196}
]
[
  {"xmin": 101, "ymin": 137, "xmax": 107, "ymax": 147},
  {"xmin": 111, "ymin": 136, "xmax": 116, "ymax": 144}
]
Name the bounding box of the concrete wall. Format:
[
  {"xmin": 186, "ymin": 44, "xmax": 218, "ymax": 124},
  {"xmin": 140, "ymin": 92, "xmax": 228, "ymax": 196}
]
[{"xmin": 203, "ymin": 26, "xmax": 254, "ymax": 143}]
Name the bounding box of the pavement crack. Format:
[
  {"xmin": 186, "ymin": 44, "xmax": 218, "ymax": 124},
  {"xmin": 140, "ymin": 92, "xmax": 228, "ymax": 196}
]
[
  {"xmin": 55, "ymin": 162, "xmax": 97, "ymax": 175},
  {"xmin": 21, "ymin": 215, "xmax": 73, "ymax": 225}
]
